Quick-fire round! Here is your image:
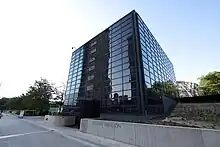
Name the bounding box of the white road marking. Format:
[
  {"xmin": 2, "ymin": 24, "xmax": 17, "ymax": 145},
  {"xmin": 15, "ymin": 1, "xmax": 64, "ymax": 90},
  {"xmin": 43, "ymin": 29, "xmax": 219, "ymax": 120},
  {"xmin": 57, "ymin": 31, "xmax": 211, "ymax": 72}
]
[
  {"xmin": 0, "ymin": 130, "xmax": 50, "ymax": 140},
  {"xmin": 62, "ymin": 135, "xmax": 100, "ymax": 147}
]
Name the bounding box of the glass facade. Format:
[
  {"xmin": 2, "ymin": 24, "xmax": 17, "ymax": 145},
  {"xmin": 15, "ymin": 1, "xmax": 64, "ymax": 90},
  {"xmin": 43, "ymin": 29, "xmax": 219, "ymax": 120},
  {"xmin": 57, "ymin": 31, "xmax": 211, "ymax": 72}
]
[
  {"xmin": 64, "ymin": 47, "xmax": 84, "ymax": 106},
  {"xmin": 63, "ymin": 10, "xmax": 177, "ymax": 115},
  {"xmin": 107, "ymin": 13, "xmax": 139, "ymax": 113},
  {"xmin": 137, "ymin": 14, "xmax": 177, "ymax": 108}
]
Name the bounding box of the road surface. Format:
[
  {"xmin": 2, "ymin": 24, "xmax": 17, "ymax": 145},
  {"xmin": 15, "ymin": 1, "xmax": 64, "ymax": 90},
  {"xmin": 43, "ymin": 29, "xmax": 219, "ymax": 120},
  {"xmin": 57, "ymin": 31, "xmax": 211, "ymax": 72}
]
[{"xmin": 0, "ymin": 115, "xmax": 95, "ymax": 147}]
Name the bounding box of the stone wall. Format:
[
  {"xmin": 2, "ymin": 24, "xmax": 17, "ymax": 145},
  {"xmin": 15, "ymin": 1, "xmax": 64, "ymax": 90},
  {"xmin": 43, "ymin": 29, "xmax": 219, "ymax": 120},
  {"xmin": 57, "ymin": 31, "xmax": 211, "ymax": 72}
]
[
  {"xmin": 170, "ymin": 103, "xmax": 220, "ymax": 123},
  {"xmin": 80, "ymin": 118, "xmax": 220, "ymax": 147}
]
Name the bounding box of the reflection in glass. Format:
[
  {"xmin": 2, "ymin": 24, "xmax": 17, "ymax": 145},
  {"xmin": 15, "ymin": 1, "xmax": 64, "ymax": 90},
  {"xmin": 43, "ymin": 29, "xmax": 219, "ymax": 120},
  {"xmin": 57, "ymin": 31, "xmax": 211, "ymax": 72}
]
[
  {"xmin": 112, "ymin": 65, "xmax": 122, "ymax": 73},
  {"xmin": 123, "ymin": 90, "xmax": 131, "ymax": 98},
  {"xmin": 123, "ymin": 82, "xmax": 131, "ymax": 90},
  {"xmin": 123, "ymin": 69, "xmax": 130, "ymax": 76},
  {"xmin": 112, "ymin": 78, "xmax": 123, "ymax": 85},
  {"xmin": 112, "ymin": 84, "xmax": 123, "ymax": 92}
]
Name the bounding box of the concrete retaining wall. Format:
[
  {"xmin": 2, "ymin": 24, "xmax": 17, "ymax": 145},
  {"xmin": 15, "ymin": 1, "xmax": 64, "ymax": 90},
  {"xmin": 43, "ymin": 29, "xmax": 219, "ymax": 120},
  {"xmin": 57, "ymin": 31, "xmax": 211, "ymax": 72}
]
[
  {"xmin": 80, "ymin": 119, "xmax": 220, "ymax": 147},
  {"xmin": 44, "ymin": 115, "xmax": 75, "ymax": 126}
]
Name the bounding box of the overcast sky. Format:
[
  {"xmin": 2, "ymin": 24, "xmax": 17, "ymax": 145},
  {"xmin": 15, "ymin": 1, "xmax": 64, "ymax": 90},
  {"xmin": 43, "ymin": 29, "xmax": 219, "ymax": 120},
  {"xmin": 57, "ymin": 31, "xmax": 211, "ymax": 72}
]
[{"xmin": 0, "ymin": 0, "xmax": 219, "ymax": 97}]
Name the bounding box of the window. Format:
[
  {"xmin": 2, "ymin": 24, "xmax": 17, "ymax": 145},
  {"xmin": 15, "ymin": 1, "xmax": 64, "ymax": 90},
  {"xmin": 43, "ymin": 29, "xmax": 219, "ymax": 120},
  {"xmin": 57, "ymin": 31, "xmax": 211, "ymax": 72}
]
[
  {"xmin": 112, "ymin": 84, "xmax": 122, "ymax": 92},
  {"xmin": 112, "ymin": 59, "xmax": 122, "ymax": 67},
  {"xmin": 68, "ymin": 99, "xmax": 73, "ymax": 105},
  {"xmin": 123, "ymin": 57, "xmax": 129, "ymax": 63},
  {"xmin": 111, "ymin": 46, "xmax": 121, "ymax": 57},
  {"xmin": 122, "ymin": 29, "xmax": 132, "ymax": 36},
  {"xmin": 123, "ymin": 69, "xmax": 130, "ymax": 76},
  {"xmin": 121, "ymin": 45, "xmax": 128, "ymax": 52},
  {"xmin": 123, "ymin": 82, "xmax": 131, "ymax": 90},
  {"xmin": 88, "ymin": 75, "xmax": 94, "ymax": 80},
  {"xmin": 90, "ymin": 41, "xmax": 97, "ymax": 47},
  {"xmin": 121, "ymin": 23, "xmax": 132, "ymax": 32},
  {"xmin": 123, "ymin": 63, "xmax": 130, "ymax": 69},
  {"xmin": 86, "ymin": 85, "xmax": 93, "ymax": 91},
  {"xmin": 122, "ymin": 40, "xmax": 128, "ymax": 47},
  {"xmin": 88, "ymin": 65, "xmax": 95, "ymax": 71},
  {"xmin": 122, "ymin": 51, "xmax": 128, "ymax": 58},
  {"xmin": 123, "ymin": 76, "xmax": 130, "ymax": 83},
  {"xmin": 112, "ymin": 78, "xmax": 122, "ymax": 85},
  {"xmin": 145, "ymin": 75, "xmax": 150, "ymax": 83},
  {"xmin": 112, "ymin": 34, "xmax": 121, "ymax": 42},
  {"xmin": 112, "ymin": 25, "xmax": 121, "ymax": 33},
  {"xmin": 112, "ymin": 65, "xmax": 122, "ymax": 73},
  {"xmin": 111, "ymin": 29, "xmax": 121, "ymax": 38},
  {"xmin": 122, "ymin": 33, "xmax": 132, "ymax": 41},
  {"xmin": 123, "ymin": 90, "xmax": 131, "ymax": 97},
  {"xmin": 111, "ymin": 44, "xmax": 121, "ymax": 52},
  {"xmin": 112, "ymin": 39, "xmax": 121, "ymax": 47},
  {"xmin": 112, "ymin": 71, "xmax": 122, "ymax": 79},
  {"xmin": 90, "ymin": 48, "xmax": 96, "ymax": 54},
  {"xmin": 144, "ymin": 69, "xmax": 150, "ymax": 77},
  {"xmin": 89, "ymin": 57, "xmax": 95, "ymax": 63},
  {"xmin": 112, "ymin": 54, "xmax": 121, "ymax": 62},
  {"xmin": 121, "ymin": 17, "xmax": 132, "ymax": 27}
]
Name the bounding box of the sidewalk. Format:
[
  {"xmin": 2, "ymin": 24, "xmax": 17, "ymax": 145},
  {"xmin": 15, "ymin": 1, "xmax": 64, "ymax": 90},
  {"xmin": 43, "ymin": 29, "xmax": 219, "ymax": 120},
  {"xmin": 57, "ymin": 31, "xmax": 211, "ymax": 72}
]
[{"xmin": 22, "ymin": 117, "xmax": 137, "ymax": 147}]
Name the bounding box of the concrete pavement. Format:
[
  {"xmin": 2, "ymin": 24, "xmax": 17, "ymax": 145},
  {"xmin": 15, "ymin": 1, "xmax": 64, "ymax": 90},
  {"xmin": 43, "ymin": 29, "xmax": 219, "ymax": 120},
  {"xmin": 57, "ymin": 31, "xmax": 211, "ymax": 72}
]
[
  {"xmin": 1, "ymin": 114, "xmax": 136, "ymax": 147},
  {"xmin": 23, "ymin": 115, "xmax": 136, "ymax": 147},
  {"xmin": 0, "ymin": 115, "xmax": 99, "ymax": 147}
]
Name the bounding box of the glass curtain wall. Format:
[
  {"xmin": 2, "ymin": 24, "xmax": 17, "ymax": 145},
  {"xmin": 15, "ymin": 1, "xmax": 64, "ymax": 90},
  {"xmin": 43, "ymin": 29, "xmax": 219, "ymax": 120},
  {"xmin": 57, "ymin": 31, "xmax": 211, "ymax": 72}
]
[
  {"xmin": 105, "ymin": 13, "xmax": 138, "ymax": 113},
  {"xmin": 64, "ymin": 47, "xmax": 84, "ymax": 106},
  {"xmin": 137, "ymin": 15, "xmax": 177, "ymax": 106}
]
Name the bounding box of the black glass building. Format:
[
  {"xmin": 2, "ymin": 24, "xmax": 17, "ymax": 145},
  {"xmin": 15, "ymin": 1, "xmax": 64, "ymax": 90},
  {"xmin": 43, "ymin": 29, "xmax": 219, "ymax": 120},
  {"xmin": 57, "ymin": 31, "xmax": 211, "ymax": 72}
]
[{"xmin": 63, "ymin": 10, "xmax": 177, "ymax": 115}]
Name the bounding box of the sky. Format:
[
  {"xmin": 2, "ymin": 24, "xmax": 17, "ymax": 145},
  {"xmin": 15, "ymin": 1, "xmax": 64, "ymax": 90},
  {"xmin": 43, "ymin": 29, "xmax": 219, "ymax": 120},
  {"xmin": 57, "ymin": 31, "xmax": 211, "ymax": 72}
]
[{"xmin": 0, "ymin": 0, "xmax": 219, "ymax": 97}]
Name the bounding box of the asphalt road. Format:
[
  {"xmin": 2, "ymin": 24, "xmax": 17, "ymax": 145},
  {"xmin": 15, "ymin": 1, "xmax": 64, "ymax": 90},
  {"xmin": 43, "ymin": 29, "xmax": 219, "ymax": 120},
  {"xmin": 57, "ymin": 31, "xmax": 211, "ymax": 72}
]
[{"xmin": 0, "ymin": 115, "xmax": 94, "ymax": 147}]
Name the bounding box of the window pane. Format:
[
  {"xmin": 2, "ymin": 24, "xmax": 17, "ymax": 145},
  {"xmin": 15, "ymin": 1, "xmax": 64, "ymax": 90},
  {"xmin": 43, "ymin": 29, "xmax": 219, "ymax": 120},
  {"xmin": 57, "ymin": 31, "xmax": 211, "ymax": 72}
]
[
  {"xmin": 123, "ymin": 62, "xmax": 130, "ymax": 69},
  {"xmin": 112, "ymin": 34, "xmax": 121, "ymax": 42},
  {"xmin": 123, "ymin": 69, "xmax": 130, "ymax": 76},
  {"xmin": 123, "ymin": 76, "xmax": 130, "ymax": 83},
  {"xmin": 112, "ymin": 39, "xmax": 121, "ymax": 47},
  {"xmin": 145, "ymin": 75, "xmax": 150, "ymax": 83},
  {"xmin": 123, "ymin": 57, "xmax": 129, "ymax": 64},
  {"xmin": 111, "ymin": 47, "xmax": 121, "ymax": 56},
  {"xmin": 112, "ymin": 54, "xmax": 121, "ymax": 62},
  {"xmin": 112, "ymin": 78, "xmax": 123, "ymax": 85},
  {"xmin": 122, "ymin": 45, "xmax": 128, "ymax": 52},
  {"xmin": 112, "ymin": 84, "xmax": 122, "ymax": 92},
  {"xmin": 122, "ymin": 51, "xmax": 128, "ymax": 58},
  {"xmin": 112, "ymin": 59, "xmax": 122, "ymax": 67},
  {"xmin": 123, "ymin": 90, "xmax": 131, "ymax": 97},
  {"xmin": 111, "ymin": 43, "xmax": 121, "ymax": 52},
  {"xmin": 123, "ymin": 82, "xmax": 131, "ymax": 90},
  {"xmin": 121, "ymin": 23, "xmax": 132, "ymax": 33},
  {"xmin": 112, "ymin": 65, "xmax": 122, "ymax": 73},
  {"xmin": 112, "ymin": 71, "xmax": 122, "ymax": 79}
]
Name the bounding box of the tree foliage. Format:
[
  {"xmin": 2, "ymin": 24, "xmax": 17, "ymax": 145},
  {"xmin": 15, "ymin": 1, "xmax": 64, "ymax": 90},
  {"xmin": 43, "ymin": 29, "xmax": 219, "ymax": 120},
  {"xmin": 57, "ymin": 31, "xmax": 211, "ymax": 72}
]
[
  {"xmin": 198, "ymin": 71, "xmax": 220, "ymax": 95},
  {"xmin": 149, "ymin": 81, "xmax": 179, "ymax": 98},
  {"xmin": 0, "ymin": 78, "xmax": 63, "ymax": 112}
]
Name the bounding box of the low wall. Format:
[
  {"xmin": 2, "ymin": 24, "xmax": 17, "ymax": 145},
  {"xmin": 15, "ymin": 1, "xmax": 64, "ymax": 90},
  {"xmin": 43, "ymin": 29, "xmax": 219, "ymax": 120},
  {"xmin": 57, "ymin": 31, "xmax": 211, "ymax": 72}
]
[
  {"xmin": 44, "ymin": 115, "xmax": 75, "ymax": 126},
  {"xmin": 171, "ymin": 103, "xmax": 220, "ymax": 122},
  {"xmin": 80, "ymin": 119, "xmax": 220, "ymax": 147}
]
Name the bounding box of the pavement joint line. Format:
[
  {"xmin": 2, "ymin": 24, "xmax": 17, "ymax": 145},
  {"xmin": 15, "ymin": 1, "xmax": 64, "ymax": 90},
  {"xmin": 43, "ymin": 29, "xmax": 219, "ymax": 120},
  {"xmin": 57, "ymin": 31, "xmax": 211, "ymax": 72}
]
[{"xmin": 0, "ymin": 130, "xmax": 51, "ymax": 140}]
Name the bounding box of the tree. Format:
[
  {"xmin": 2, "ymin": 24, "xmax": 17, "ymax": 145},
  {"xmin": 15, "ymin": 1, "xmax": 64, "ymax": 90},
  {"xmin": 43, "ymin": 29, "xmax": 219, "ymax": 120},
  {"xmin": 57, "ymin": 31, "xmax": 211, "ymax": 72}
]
[
  {"xmin": 150, "ymin": 81, "xmax": 179, "ymax": 98},
  {"xmin": 24, "ymin": 78, "xmax": 56, "ymax": 112},
  {"xmin": 198, "ymin": 71, "xmax": 220, "ymax": 95},
  {"xmin": 52, "ymin": 83, "xmax": 66, "ymax": 113},
  {"xmin": 0, "ymin": 97, "xmax": 9, "ymax": 110}
]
